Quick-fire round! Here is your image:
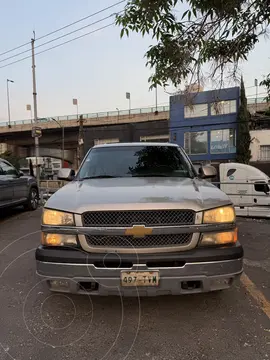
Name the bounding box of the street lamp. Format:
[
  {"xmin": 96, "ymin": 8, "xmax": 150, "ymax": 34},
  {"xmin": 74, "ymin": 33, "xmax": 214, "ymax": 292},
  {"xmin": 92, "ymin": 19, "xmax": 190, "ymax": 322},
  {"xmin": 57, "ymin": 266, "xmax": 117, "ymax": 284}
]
[
  {"xmin": 7, "ymin": 79, "xmax": 14, "ymax": 128},
  {"xmin": 126, "ymin": 92, "xmax": 131, "ymax": 117},
  {"xmin": 73, "ymin": 98, "xmax": 79, "ymax": 119},
  {"xmin": 116, "ymin": 107, "xmax": 120, "ymax": 121},
  {"xmin": 154, "ymin": 86, "xmax": 158, "ymax": 115},
  {"xmin": 51, "ymin": 118, "xmax": 65, "ymax": 167},
  {"xmin": 26, "ymin": 104, "xmax": 33, "ymax": 124}
]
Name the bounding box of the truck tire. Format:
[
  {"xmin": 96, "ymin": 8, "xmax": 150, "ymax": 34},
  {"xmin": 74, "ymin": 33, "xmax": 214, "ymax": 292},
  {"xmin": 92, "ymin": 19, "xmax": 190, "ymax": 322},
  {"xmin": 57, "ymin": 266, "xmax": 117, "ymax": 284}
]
[{"xmin": 24, "ymin": 187, "xmax": 39, "ymax": 211}]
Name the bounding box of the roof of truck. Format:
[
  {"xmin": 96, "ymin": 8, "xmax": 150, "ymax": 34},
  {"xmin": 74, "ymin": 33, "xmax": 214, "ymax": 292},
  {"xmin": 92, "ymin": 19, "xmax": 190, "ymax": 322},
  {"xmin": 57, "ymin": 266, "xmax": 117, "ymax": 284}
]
[{"xmin": 93, "ymin": 142, "xmax": 179, "ymax": 149}]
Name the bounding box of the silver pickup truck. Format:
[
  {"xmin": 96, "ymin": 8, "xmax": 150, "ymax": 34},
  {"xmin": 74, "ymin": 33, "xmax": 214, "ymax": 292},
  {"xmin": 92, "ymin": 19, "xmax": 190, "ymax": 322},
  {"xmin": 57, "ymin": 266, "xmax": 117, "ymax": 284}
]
[{"xmin": 36, "ymin": 142, "xmax": 243, "ymax": 296}]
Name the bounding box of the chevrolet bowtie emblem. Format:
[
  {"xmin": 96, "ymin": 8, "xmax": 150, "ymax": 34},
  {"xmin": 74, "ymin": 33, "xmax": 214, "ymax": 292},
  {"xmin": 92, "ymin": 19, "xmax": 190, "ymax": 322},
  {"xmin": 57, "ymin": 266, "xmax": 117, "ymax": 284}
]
[{"xmin": 125, "ymin": 225, "xmax": 153, "ymax": 238}]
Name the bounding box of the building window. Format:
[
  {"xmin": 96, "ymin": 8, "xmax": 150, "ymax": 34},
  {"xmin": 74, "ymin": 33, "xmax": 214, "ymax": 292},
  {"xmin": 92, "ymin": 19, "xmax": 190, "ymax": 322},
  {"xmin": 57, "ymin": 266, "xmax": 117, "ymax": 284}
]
[
  {"xmin": 0, "ymin": 143, "xmax": 8, "ymax": 153},
  {"xmin": 94, "ymin": 138, "xmax": 119, "ymax": 145},
  {"xmin": 259, "ymin": 145, "xmax": 270, "ymax": 161},
  {"xmin": 211, "ymin": 100, "xmax": 237, "ymax": 115},
  {"xmin": 210, "ymin": 129, "xmax": 236, "ymax": 154},
  {"xmin": 52, "ymin": 163, "xmax": 61, "ymax": 169},
  {"xmin": 184, "ymin": 104, "xmax": 208, "ymax": 118},
  {"xmin": 184, "ymin": 131, "xmax": 208, "ymax": 154},
  {"xmin": 140, "ymin": 135, "xmax": 169, "ymax": 142}
]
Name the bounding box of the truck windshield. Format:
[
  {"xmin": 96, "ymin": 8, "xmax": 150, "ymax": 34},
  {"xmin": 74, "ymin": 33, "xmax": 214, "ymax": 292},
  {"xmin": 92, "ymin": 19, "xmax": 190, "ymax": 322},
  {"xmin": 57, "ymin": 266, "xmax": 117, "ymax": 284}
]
[{"xmin": 78, "ymin": 145, "xmax": 195, "ymax": 179}]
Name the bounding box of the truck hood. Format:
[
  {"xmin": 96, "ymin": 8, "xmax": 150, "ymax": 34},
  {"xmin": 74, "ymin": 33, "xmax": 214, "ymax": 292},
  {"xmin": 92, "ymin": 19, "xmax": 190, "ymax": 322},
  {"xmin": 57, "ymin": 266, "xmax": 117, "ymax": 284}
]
[{"xmin": 45, "ymin": 177, "xmax": 231, "ymax": 214}]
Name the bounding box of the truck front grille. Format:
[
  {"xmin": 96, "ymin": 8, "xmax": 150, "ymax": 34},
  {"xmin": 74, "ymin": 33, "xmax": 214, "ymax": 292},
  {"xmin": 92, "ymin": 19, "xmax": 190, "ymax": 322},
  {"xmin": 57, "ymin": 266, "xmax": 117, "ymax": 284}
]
[
  {"xmin": 82, "ymin": 210, "xmax": 195, "ymax": 227},
  {"xmin": 85, "ymin": 233, "xmax": 192, "ymax": 248}
]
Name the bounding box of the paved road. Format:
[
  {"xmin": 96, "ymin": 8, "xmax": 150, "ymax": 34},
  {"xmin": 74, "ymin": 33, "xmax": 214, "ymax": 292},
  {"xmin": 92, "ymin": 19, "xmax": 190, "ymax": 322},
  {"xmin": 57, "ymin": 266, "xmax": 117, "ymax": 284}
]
[{"xmin": 0, "ymin": 209, "xmax": 269, "ymax": 360}]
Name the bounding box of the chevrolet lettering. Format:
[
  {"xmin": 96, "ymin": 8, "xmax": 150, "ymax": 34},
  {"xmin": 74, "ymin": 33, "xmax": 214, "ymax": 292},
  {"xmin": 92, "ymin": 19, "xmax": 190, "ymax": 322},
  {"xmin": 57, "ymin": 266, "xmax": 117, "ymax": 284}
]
[{"xmin": 36, "ymin": 143, "xmax": 244, "ymax": 296}]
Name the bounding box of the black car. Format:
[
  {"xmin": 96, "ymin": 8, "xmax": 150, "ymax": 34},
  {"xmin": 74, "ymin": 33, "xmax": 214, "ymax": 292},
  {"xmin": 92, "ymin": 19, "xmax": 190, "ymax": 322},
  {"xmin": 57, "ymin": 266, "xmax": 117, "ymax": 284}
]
[{"xmin": 0, "ymin": 158, "xmax": 39, "ymax": 211}]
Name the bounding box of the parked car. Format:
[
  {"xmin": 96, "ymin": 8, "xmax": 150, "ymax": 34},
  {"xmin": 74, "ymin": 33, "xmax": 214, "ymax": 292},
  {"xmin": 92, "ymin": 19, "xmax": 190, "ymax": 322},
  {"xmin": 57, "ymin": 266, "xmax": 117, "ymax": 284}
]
[
  {"xmin": 36, "ymin": 142, "xmax": 244, "ymax": 296},
  {"xmin": 0, "ymin": 158, "xmax": 39, "ymax": 211}
]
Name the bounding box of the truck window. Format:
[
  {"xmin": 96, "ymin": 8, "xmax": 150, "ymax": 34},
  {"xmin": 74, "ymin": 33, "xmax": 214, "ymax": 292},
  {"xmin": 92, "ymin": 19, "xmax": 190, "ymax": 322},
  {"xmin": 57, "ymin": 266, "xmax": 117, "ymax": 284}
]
[
  {"xmin": 227, "ymin": 169, "xmax": 236, "ymax": 177},
  {"xmin": 78, "ymin": 145, "xmax": 195, "ymax": 179}
]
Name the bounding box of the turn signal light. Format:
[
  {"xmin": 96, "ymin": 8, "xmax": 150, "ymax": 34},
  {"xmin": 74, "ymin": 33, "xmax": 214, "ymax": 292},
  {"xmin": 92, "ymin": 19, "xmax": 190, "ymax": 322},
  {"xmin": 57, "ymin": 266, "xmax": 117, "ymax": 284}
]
[
  {"xmin": 200, "ymin": 228, "xmax": 238, "ymax": 246},
  {"xmin": 41, "ymin": 233, "xmax": 77, "ymax": 247}
]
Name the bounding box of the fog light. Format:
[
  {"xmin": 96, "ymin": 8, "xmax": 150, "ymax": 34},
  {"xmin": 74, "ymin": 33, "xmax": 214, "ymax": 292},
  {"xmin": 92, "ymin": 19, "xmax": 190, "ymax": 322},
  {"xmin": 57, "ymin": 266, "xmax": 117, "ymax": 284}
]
[
  {"xmin": 49, "ymin": 279, "xmax": 70, "ymax": 290},
  {"xmin": 200, "ymin": 228, "xmax": 238, "ymax": 246},
  {"xmin": 210, "ymin": 278, "xmax": 233, "ymax": 290}
]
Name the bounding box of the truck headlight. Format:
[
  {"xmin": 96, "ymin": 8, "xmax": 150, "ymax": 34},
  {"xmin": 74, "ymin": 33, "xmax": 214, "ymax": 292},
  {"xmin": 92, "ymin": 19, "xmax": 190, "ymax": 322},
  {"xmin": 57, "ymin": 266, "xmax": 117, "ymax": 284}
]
[
  {"xmin": 42, "ymin": 209, "xmax": 74, "ymax": 226},
  {"xmin": 41, "ymin": 233, "xmax": 78, "ymax": 247},
  {"xmin": 200, "ymin": 228, "xmax": 238, "ymax": 246},
  {"xmin": 203, "ymin": 206, "xmax": 235, "ymax": 224}
]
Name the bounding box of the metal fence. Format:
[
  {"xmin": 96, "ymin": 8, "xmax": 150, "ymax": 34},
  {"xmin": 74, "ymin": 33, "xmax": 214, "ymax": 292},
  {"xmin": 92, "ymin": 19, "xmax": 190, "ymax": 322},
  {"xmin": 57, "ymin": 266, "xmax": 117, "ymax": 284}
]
[{"xmin": 39, "ymin": 180, "xmax": 68, "ymax": 204}]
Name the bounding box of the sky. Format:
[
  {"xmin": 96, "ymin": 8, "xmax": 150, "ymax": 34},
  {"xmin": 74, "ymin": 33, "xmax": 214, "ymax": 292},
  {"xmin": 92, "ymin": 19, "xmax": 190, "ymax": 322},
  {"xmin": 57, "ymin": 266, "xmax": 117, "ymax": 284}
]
[{"xmin": 0, "ymin": 0, "xmax": 269, "ymax": 122}]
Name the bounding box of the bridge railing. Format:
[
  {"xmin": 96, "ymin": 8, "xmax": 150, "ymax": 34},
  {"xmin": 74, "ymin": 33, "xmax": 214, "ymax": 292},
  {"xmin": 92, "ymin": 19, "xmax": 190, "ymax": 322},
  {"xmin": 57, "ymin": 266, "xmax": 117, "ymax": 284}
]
[{"xmin": 0, "ymin": 105, "xmax": 170, "ymax": 128}]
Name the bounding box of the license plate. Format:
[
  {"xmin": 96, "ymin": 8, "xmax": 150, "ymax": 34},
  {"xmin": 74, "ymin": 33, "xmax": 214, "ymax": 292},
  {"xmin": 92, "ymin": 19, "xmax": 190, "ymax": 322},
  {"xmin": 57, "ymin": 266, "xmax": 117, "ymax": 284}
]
[{"xmin": 121, "ymin": 271, "xmax": 159, "ymax": 287}]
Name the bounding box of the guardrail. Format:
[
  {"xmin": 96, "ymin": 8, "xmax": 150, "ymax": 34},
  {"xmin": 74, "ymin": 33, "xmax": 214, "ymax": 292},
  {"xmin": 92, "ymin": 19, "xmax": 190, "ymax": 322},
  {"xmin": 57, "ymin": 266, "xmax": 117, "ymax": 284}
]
[{"xmin": 39, "ymin": 180, "xmax": 68, "ymax": 204}]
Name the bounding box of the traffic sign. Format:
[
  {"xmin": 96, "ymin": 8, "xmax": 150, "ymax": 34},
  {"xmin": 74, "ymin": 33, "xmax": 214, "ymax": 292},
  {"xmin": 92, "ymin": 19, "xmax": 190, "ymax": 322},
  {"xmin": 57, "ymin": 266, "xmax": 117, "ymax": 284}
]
[{"xmin": 32, "ymin": 126, "xmax": 42, "ymax": 138}]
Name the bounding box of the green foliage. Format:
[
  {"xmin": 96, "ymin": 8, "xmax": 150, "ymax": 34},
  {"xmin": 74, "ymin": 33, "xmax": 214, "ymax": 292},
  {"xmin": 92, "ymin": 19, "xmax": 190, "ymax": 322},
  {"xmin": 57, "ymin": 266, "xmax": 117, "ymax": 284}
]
[
  {"xmin": 260, "ymin": 75, "xmax": 270, "ymax": 102},
  {"xmin": 116, "ymin": 0, "xmax": 270, "ymax": 89},
  {"xmin": 236, "ymin": 78, "xmax": 251, "ymax": 164},
  {"xmin": 0, "ymin": 150, "xmax": 21, "ymax": 170}
]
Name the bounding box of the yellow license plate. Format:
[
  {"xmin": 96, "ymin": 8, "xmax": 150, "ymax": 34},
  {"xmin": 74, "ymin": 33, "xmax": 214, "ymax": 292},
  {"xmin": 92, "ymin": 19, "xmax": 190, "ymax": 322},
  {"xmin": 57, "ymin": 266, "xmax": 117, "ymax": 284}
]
[{"xmin": 121, "ymin": 271, "xmax": 159, "ymax": 287}]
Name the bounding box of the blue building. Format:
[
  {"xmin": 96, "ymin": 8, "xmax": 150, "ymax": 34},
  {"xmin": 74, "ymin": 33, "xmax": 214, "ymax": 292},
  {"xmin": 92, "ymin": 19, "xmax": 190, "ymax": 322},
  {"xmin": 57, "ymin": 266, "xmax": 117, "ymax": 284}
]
[{"xmin": 169, "ymin": 87, "xmax": 240, "ymax": 164}]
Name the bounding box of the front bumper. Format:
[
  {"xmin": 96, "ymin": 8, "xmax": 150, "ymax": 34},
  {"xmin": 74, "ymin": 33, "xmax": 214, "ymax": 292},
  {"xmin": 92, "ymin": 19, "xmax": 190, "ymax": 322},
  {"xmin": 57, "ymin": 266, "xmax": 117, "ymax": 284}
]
[{"xmin": 36, "ymin": 244, "xmax": 244, "ymax": 296}]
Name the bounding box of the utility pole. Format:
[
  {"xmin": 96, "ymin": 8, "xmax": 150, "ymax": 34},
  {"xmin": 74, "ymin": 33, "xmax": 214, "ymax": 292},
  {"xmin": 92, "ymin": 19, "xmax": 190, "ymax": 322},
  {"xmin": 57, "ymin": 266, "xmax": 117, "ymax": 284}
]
[
  {"xmin": 255, "ymin": 78, "xmax": 258, "ymax": 113},
  {"xmin": 77, "ymin": 115, "xmax": 85, "ymax": 168},
  {"xmin": 52, "ymin": 118, "xmax": 65, "ymax": 167},
  {"xmin": 31, "ymin": 32, "xmax": 40, "ymax": 185},
  {"xmin": 62, "ymin": 126, "xmax": 65, "ymax": 167}
]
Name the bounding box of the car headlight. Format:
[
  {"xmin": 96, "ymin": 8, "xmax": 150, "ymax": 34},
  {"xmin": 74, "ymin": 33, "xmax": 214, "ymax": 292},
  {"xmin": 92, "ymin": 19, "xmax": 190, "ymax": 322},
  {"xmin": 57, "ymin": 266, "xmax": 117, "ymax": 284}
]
[
  {"xmin": 42, "ymin": 209, "xmax": 74, "ymax": 226},
  {"xmin": 203, "ymin": 206, "xmax": 235, "ymax": 224},
  {"xmin": 200, "ymin": 228, "xmax": 238, "ymax": 246},
  {"xmin": 41, "ymin": 233, "xmax": 78, "ymax": 247}
]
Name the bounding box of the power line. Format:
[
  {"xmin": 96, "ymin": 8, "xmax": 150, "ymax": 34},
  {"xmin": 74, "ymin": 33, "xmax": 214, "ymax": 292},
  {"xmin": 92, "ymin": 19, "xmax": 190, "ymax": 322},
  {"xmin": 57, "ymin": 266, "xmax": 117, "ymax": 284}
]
[
  {"xmin": 0, "ymin": 22, "xmax": 114, "ymax": 69},
  {"xmin": 0, "ymin": 12, "xmax": 122, "ymax": 64},
  {"xmin": 0, "ymin": 0, "xmax": 126, "ymax": 58}
]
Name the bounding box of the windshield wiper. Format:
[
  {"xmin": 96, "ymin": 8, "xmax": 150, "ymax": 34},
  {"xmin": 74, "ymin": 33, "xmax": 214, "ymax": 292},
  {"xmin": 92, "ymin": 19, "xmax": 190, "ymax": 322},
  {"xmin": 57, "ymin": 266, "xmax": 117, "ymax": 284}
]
[
  {"xmin": 132, "ymin": 174, "xmax": 173, "ymax": 177},
  {"xmin": 80, "ymin": 175, "xmax": 119, "ymax": 180}
]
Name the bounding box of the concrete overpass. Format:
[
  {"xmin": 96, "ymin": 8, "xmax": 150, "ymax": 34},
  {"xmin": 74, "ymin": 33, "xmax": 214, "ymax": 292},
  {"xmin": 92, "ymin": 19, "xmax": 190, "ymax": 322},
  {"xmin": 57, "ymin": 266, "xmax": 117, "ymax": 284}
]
[
  {"xmin": 0, "ymin": 105, "xmax": 169, "ymax": 166},
  {"xmin": 0, "ymin": 105, "xmax": 169, "ymax": 134}
]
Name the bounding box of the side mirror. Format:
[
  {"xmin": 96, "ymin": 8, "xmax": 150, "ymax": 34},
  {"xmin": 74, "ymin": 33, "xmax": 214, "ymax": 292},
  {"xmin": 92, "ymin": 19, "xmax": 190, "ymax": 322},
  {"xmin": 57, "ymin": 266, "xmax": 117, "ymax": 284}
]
[
  {"xmin": 19, "ymin": 171, "xmax": 24, "ymax": 177},
  {"xmin": 57, "ymin": 168, "xmax": 75, "ymax": 181},
  {"xmin": 254, "ymin": 182, "xmax": 270, "ymax": 194},
  {"xmin": 199, "ymin": 165, "xmax": 217, "ymax": 179}
]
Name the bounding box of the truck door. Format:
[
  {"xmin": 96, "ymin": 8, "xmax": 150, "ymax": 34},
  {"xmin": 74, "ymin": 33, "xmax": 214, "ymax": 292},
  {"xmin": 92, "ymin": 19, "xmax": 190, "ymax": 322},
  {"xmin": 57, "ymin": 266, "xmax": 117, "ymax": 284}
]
[
  {"xmin": 249, "ymin": 178, "xmax": 270, "ymax": 217},
  {"xmin": 219, "ymin": 164, "xmax": 252, "ymax": 208}
]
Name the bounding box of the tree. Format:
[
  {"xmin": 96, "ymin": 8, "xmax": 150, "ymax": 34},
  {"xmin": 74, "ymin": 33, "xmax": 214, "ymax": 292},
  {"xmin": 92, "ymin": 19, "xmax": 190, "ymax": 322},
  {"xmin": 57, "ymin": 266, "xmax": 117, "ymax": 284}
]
[
  {"xmin": 0, "ymin": 150, "xmax": 21, "ymax": 170},
  {"xmin": 260, "ymin": 75, "xmax": 270, "ymax": 102},
  {"xmin": 116, "ymin": 0, "xmax": 270, "ymax": 89},
  {"xmin": 236, "ymin": 77, "xmax": 251, "ymax": 164}
]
